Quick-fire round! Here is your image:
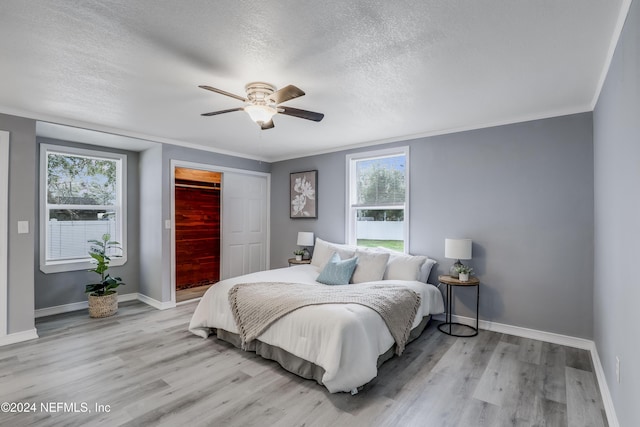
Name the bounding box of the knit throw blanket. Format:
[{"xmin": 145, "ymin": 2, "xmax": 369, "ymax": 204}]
[{"xmin": 228, "ymin": 282, "xmax": 421, "ymax": 356}]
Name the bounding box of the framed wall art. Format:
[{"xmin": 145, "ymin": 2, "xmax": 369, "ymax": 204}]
[{"xmin": 290, "ymin": 170, "xmax": 317, "ymax": 218}]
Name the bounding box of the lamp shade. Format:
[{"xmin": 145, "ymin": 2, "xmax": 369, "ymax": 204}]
[
  {"xmin": 297, "ymin": 232, "xmax": 315, "ymax": 246},
  {"xmin": 445, "ymin": 238, "xmax": 472, "ymax": 260}
]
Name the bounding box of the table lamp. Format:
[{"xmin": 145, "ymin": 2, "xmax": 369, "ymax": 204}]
[
  {"xmin": 445, "ymin": 238, "xmax": 472, "ymax": 277},
  {"xmin": 297, "ymin": 232, "xmax": 315, "ymax": 260}
]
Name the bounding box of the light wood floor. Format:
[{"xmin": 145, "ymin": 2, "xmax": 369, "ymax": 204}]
[
  {"xmin": 0, "ymin": 301, "xmax": 607, "ymax": 427},
  {"xmin": 176, "ymin": 284, "xmax": 213, "ymax": 302}
]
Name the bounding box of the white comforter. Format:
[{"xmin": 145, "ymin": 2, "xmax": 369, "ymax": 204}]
[{"xmin": 188, "ymin": 265, "xmax": 444, "ymax": 393}]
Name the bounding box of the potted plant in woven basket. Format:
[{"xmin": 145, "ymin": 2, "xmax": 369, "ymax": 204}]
[{"xmin": 85, "ymin": 233, "xmax": 125, "ymax": 318}]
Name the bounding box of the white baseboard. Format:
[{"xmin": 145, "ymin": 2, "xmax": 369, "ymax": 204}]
[
  {"xmin": 35, "ymin": 293, "xmax": 139, "ymax": 318},
  {"xmin": 433, "ymin": 313, "xmax": 617, "ymax": 425},
  {"xmin": 432, "ymin": 313, "xmax": 592, "ymax": 349},
  {"xmin": 35, "ymin": 300, "xmax": 88, "ymax": 318},
  {"xmin": 589, "ymin": 342, "xmax": 619, "ymax": 427},
  {"xmin": 119, "ymin": 293, "xmax": 140, "ymax": 302},
  {"xmin": 0, "ymin": 328, "xmax": 39, "ymax": 346},
  {"xmin": 176, "ymin": 297, "xmax": 202, "ymax": 306},
  {"xmin": 34, "ymin": 292, "xmax": 172, "ymax": 318},
  {"xmin": 136, "ymin": 293, "xmax": 176, "ymax": 310}
]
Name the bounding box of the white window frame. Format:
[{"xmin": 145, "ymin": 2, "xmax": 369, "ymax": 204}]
[
  {"xmin": 345, "ymin": 146, "xmax": 410, "ymax": 252},
  {"xmin": 39, "ymin": 144, "xmax": 127, "ymax": 273}
]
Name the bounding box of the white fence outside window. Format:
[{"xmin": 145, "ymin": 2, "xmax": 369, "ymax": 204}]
[
  {"xmin": 47, "ymin": 220, "xmax": 117, "ymax": 260},
  {"xmin": 356, "ymin": 220, "xmax": 404, "ymax": 240}
]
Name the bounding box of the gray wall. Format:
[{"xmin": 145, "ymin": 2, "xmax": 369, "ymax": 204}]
[
  {"xmin": 593, "ymin": 1, "xmax": 640, "ymax": 425},
  {"xmin": 1, "ymin": 113, "xmax": 36, "ymax": 334},
  {"xmin": 32, "ymin": 139, "xmax": 272, "ymax": 308},
  {"xmin": 139, "ymin": 145, "xmax": 164, "ymax": 302},
  {"xmin": 271, "ymin": 113, "xmax": 594, "ymax": 339},
  {"xmin": 1, "ymin": 111, "xmax": 273, "ymax": 329},
  {"xmin": 34, "ymin": 137, "xmax": 141, "ymax": 309}
]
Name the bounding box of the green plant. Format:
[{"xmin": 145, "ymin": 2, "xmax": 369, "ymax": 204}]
[
  {"xmin": 85, "ymin": 233, "xmax": 125, "ymax": 296},
  {"xmin": 293, "ymin": 249, "xmax": 305, "ymax": 256},
  {"xmin": 455, "ymin": 265, "xmax": 474, "ymax": 275}
]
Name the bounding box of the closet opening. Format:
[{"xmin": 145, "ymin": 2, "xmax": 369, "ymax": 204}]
[{"xmin": 174, "ymin": 167, "xmax": 221, "ymax": 302}]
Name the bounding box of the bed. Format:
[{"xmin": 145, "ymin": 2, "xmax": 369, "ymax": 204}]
[{"xmin": 188, "ymin": 239, "xmax": 444, "ymax": 394}]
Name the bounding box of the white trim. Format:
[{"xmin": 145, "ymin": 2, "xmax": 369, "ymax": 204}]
[
  {"xmin": 34, "ymin": 293, "xmax": 139, "ymax": 318},
  {"xmin": 0, "ymin": 106, "xmax": 269, "ymax": 161},
  {"xmin": 39, "ymin": 143, "xmax": 128, "ymax": 273},
  {"xmin": 345, "ymin": 146, "xmax": 410, "ymax": 251},
  {"xmin": 0, "ymin": 131, "xmax": 9, "ymax": 337},
  {"xmin": 590, "ymin": 0, "xmax": 633, "ymax": 109},
  {"xmin": 0, "ymin": 96, "xmax": 597, "ymax": 165},
  {"xmin": 169, "ymin": 162, "xmax": 177, "ymax": 309},
  {"xmin": 0, "ymin": 328, "xmax": 39, "ymax": 346},
  {"xmin": 433, "ymin": 313, "xmax": 592, "ymax": 349},
  {"xmin": 432, "ymin": 313, "xmax": 619, "ymax": 426},
  {"xmin": 35, "ymin": 300, "xmax": 89, "ymax": 318},
  {"xmin": 273, "ymin": 105, "xmax": 592, "ymax": 162},
  {"xmin": 176, "ymin": 297, "xmax": 202, "ymax": 306},
  {"xmin": 590, "ymin": 342, "xmax": 620, "ymax": 427},
  {"xmin": 136, "ymin": 293, "xmax": 176, "ymax": 310},
  {"xmin": 170, "ymin": 159, "xmax": 271, "ymax": 305},
  {"xmin": 34, "ymin": 293, "xmax": 172, "ymax": 318}
]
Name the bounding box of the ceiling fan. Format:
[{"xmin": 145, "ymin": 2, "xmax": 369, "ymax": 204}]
[{"xmin": 199, "ymin": 82, "xmax": 324, "ymax": 130}]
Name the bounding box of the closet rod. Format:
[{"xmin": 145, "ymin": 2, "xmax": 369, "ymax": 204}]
[{"xmin": 175, "ymin": 183, "xmax": 220, "ymax": 190}]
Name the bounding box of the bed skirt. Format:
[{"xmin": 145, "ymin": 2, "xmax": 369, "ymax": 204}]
[{"xmin": 212, "ymin": 314, "xmax": 432, "ymax": 390}]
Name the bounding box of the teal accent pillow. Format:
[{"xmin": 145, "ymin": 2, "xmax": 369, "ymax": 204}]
[{"xmin": 316, "ymin": 253, "xmax": 358, "ymax": 286}]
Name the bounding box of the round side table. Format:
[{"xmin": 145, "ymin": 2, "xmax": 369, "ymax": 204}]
[
  {"xmin": 288, "ymin": 258, "xmax": 311, "ymax": 266},
  {"xmin": 437, "ymin": 274, "xmax": 480, "ymax": 337}
]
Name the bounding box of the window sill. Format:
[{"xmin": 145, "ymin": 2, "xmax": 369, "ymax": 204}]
[{"xmin": 40, "ymin": 256, "xmax": 127, "ymax": 274}]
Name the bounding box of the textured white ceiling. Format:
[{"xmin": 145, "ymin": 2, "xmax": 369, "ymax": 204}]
[{"xmin": 0, "ymin": 1, "xmax": 627, "ymax": 161}]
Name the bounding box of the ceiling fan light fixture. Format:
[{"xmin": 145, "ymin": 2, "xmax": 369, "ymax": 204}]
[
  {"xmin": 244, "ymin": 104, "xmax": 277, "ymax": 124},
  {"xmin": 200, "ymin": 82, "xmax": 323, "ymax": 129}
]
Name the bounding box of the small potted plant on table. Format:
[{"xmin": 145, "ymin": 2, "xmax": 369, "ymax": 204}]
[
  {"xmin": 86, "ymin": 233, "xmax": 125, "ymax": 318},
  {"xmin": 455, "ymin": 265, "xmax": 474, "ymax": 282},
  {"xmin": 293, "ymin": 249, "xmax": 305, "ymax": 262}
]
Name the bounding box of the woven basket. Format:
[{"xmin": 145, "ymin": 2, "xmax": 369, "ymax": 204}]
[{"xmin": 88, "ymin": 292, "xmax": 118, "ymax": 318}]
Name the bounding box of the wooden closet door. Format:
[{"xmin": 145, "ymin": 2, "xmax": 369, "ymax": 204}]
[{"xmin": 175, "ymin": 182, "xmax": 220, "ymax": 290}]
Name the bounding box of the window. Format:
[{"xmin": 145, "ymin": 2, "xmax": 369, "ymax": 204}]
[
  {"xmin": 346, "ymin": 147, "xmax": 409, "ymax": 252},
  {"xmin": 40, "ymin": 144, "xmax": 127, "ymax": 273}
]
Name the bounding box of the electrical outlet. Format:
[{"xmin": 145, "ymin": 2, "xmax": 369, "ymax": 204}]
[{"xmin": 616, "ymin": 356, "xmax": 620, "ymax": 383}]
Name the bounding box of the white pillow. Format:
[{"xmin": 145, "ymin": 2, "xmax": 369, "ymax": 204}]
[
  {"xmin": 418, "ymin": 258, "xmax": 437, "ymax": 283},
  {"xmin": 310, "ymin": 238, "xmax": 357, "ymax": 269},
  {"xmin": 310, "ymin": 238, "xmax": 334, "ymax": 268},
  {"xmin": 351, "ymin": 249, "xmax": 390, "ymax": 284},
  {"xmin": 383, "ymin": 253, "xmax": 427, "ymax": 281}
]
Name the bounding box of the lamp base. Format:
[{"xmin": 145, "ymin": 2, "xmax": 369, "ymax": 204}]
[{"xmin": 449, "ymin": 260, "xmax": 464, "ymax": 277}]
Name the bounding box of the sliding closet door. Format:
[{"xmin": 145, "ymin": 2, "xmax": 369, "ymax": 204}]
[{"xmin": 221, "ymin": 172, "xmax": 268, "ymax": 279}]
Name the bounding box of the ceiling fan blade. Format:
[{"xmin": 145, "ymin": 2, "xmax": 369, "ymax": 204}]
[
  {"xmin": 268, "ymin": 85, "xmax": 305, "ymax": 104},
  {"xmin": 259, "ymin": 120, "xmax": 275, "ymax": 130},
  {"xmin": 279, "ymin": 106, "xmax": 324, "ymax": 122},
  {"xmin": 201, "ymin": 107, "xmax": 244, "ymax": 116},
  {"xmin": 199, "ymin": 85, "xmax": 247, "ymax": 102}
]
